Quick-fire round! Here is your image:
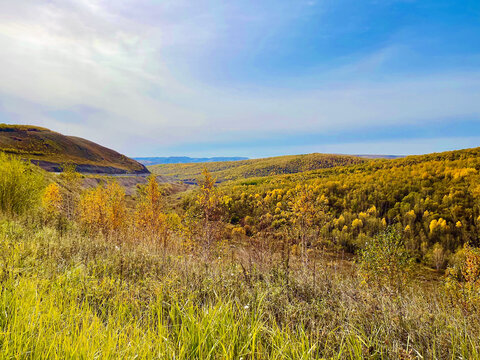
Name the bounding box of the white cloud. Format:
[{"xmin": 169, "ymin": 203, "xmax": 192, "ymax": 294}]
[{"xmin": 0, "ymin": 0, "xmax": 479, "ymax": 156}]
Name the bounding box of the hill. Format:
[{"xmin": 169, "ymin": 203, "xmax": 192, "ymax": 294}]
[
  {"xmin": 149, "ymin": 153, "xmax": 366, "ymax": 183},
  {"xmin": 210, "ymin": 146, "xmax": 480, "ymax": 258},
  {"xmin": 135, "ymin": 156, "xmax": 248, "ymax": 165},
  {"xmin": 0, "ymin": 124, "xmax": 148, "ymax": 174}
]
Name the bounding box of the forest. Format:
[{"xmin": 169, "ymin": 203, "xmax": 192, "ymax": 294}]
[
  {"xmin": 150, "ymin": 152, "xmax": 366, "ymax": 183},
  {"xmin": 1, "ymin": 149, "xmax": 480, "ymax": 359}
]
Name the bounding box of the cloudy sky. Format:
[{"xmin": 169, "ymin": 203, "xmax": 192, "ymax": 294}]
[{"xmin": 0, "ymin": 0, "xmax": 479, "ymax": 158}]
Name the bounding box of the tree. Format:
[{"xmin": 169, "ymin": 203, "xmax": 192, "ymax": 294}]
[
  {"xmin": 59, "ymin": 162, "xmax": 81, "ymax": 219},
  {"xmin": 135, "ymin": 175, "xmax": 169, "ymax": 246},
  {"xmin": 79, "ymin": 182, "xmax": 127, "ymax": 237},
  {"xmin": 289, "ymin": 184, "xmax": 328, "ymax": 266},
  {"xmin": 42, "ymin": 182, "xmax": 62, "ymax": 224},
  {"xmin": 194, "ymin": 168, "xmax": 223, "ymax": 252}
]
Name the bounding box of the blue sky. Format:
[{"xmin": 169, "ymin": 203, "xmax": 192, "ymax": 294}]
[{"xmin": 0, "ymin": 0, "xmax": 479, "ymax": 158}]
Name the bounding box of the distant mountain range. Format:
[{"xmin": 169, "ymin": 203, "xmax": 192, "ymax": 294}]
[{"xmin": 134, "ymin": 156, "xmax": 249, "ymax": 165}]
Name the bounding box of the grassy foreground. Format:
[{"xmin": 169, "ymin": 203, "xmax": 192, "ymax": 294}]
[{"xmin": 1, "ymin": 220, "xmax": 479, "ymax": 359}]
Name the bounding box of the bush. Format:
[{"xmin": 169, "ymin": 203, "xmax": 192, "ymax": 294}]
[
  {"xmin": 445, "ymin": 244, "xmax": 480, "ymax": 312},
  {"xmin": 357, "ymin": 228, "xmax": 414, "ymax": 290},
  {"xmin": 0, "ymin": 153, "xmax": 45, "ymax": 216}
]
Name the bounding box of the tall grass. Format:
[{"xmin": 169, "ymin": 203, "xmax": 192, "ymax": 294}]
[{"xmin": 1, "ymin": 221, "xmax": 479, "ymax": 359}]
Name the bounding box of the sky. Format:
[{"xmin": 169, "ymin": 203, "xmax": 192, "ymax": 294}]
[{"xmin": 0, "ymin": 0, "xmax": 479, "ymax": 158}]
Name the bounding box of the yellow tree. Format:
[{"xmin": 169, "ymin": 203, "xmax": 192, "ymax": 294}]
[
  {"xmin": 59, "ymin": 162, "xmax": 82, "ymax": 219},
  {"xmin": 289, "ymin": 183, "xmax": 328, "ymax": 266},
  {"xmin": 42, "ymin": 182, "xmax": 62, "ymax": 223},
  {"xmin": 135, "ymin": 175, "xmax": 169, "ymax": 246},
  {"xmin": 79, "ymin": 182, "xmax": 127, "ymax": 236},
  {"xmin": 195, "ymin": 168, "xmax": 222, "ymax": 252}
]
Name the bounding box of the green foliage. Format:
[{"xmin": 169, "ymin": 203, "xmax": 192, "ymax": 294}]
[
  {"xmin": 357, "ymin": 228, "xmax": 414, "ymax": 290},
  {"xmin": 0, "ymin": 153, "xmax": 45, "ymax": 216}
]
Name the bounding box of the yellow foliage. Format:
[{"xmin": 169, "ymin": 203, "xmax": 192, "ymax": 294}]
[
  {"xmin": 42, "ymin": 183, "xmax": 62, "ymax": 218},
  {"xmin": 352, "ymin": 218, "xmax": 363, "ymax": 229},
  {"xmin": 79, "ymin": 182, "xmax": 127, "ymax": 235},
  {"xmin": 135, "ymin": 175, "xmax": 169, "ymax": 239},
  {"xmin": 367, "ymin": 205, "xmax": 377, "ymax": 215},
  {"xmin": 405, "ymin": 210, "xmax": 415, "ymax": 218},
  {"xmin": 430, "ymin": 218, "xmax": 447, "ymax": 233}
]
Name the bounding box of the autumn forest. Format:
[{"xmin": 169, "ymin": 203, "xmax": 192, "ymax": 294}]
[{"xmin": 1, "ymin": 144, "xmax": 480, "ymax": 359}]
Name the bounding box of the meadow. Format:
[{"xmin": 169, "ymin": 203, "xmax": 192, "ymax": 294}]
[{"xmin": 1, "ymin": 151, "xmax": 480, "ymax": 359}]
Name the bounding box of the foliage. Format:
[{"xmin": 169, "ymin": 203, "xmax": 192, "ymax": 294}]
[
  {"xmin": 188, "ymin": 168, "xmax": 225, "ymax": 251},
  {"xmin": 79, "ymin": 181, "xmax": 127, "ymax": 236},
  {"xmin": 445, "ymin": 244, "xmax": 480, "ymax": 312},
  {"xmin": 0, "ymin": 153, "xmax": 45, "ymax": 216},
  {"xmin": 134, "ymin": 175, "xmax": 170, "ymax": 245},
  {"xmin": 42, "ymin": 182, "xmax": 62, "ymax": 220},
  {"xmin": 1, "ymin": 220, "xmax": 480, "ymax": 358},
  {"xmin": 206, "ymin": 146, "xmax": 480, "ymax": 264},
  {"xmin": 357, "ymin": 228, "xmax": 414, "ymax": 290},
  {"xmin": 0, "ymin": 152, "xmax": 479, "ymax": 357},
  {"xmin": 150, "ymin": 153, "xmax": 366, "ymax": 183}
]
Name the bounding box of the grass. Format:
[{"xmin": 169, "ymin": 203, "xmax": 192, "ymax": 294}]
[{"xmin": 1, "ymin": 220, "xmax": 479, "ymax": 359}]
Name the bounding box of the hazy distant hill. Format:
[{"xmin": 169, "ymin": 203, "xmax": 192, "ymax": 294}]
[
  {"xmin": 135, "ymin": 156, "xmax": 248, "ymax": 165},
  {"xmin": 0, "ymin": 124, "xmax": 148, "ymax": 174},
  {"xmin": 149, "ymin": 153, "xmax": 366, "ymax": 183},
  {"xmin": 355, "ymin": 154, "xmax": 404, "ymax": 159}
]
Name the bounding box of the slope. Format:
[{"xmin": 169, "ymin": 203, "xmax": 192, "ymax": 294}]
[
  {"xmin": 0, "ymin": 124, "xmax": 148, "ymax": 174},
  {"xmin": 149, "ymin": 153, "xmax": 366, "ymax": 183}
]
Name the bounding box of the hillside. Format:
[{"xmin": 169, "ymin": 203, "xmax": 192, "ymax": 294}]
[
  {"xmin": 0, "ymin": 124, "xmax": 148, "ymax": 174},
  {"xmin": 211, "ymin": 146, "xmax": 480, "ymax": 258},
  {"xmin": 135, "ymin": 156, "xmax": 248, "ymax": 165},
  {"xmin": 1, "ymin": 145, "xmax": 480, "ymax": 358},
  {"xmin": 149, "ymin": 153, "xmax": 366, "ymax": 183}
]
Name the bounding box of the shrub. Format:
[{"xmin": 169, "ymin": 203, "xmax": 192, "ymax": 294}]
[
  {"xmin": 358, "ymin": 228, "xmax": 414, "ymax": 291},
  {"xmin": 445, "ymin": 244, "xmax": 480, "ymax": 312},
  {"xmin": 0, "ymin": 153, "xmax": 45, "ymax": 216}
]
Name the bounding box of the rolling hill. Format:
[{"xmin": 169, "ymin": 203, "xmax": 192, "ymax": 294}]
[
  {"xmin": 149, "ymin": 153, "xmax": 367, "ymax": 183},
  {"xmin": 212, "ymin": 146, "xmax": 480, "ymax": 256},
  {"xmin": 0, "ymin": 124, "xmax": 148, "ymax": 174}
]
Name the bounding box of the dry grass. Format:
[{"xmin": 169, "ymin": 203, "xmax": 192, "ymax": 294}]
[{"xmin": 1, "ymin": 219, "xmax": 479, "ymax": 359}]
